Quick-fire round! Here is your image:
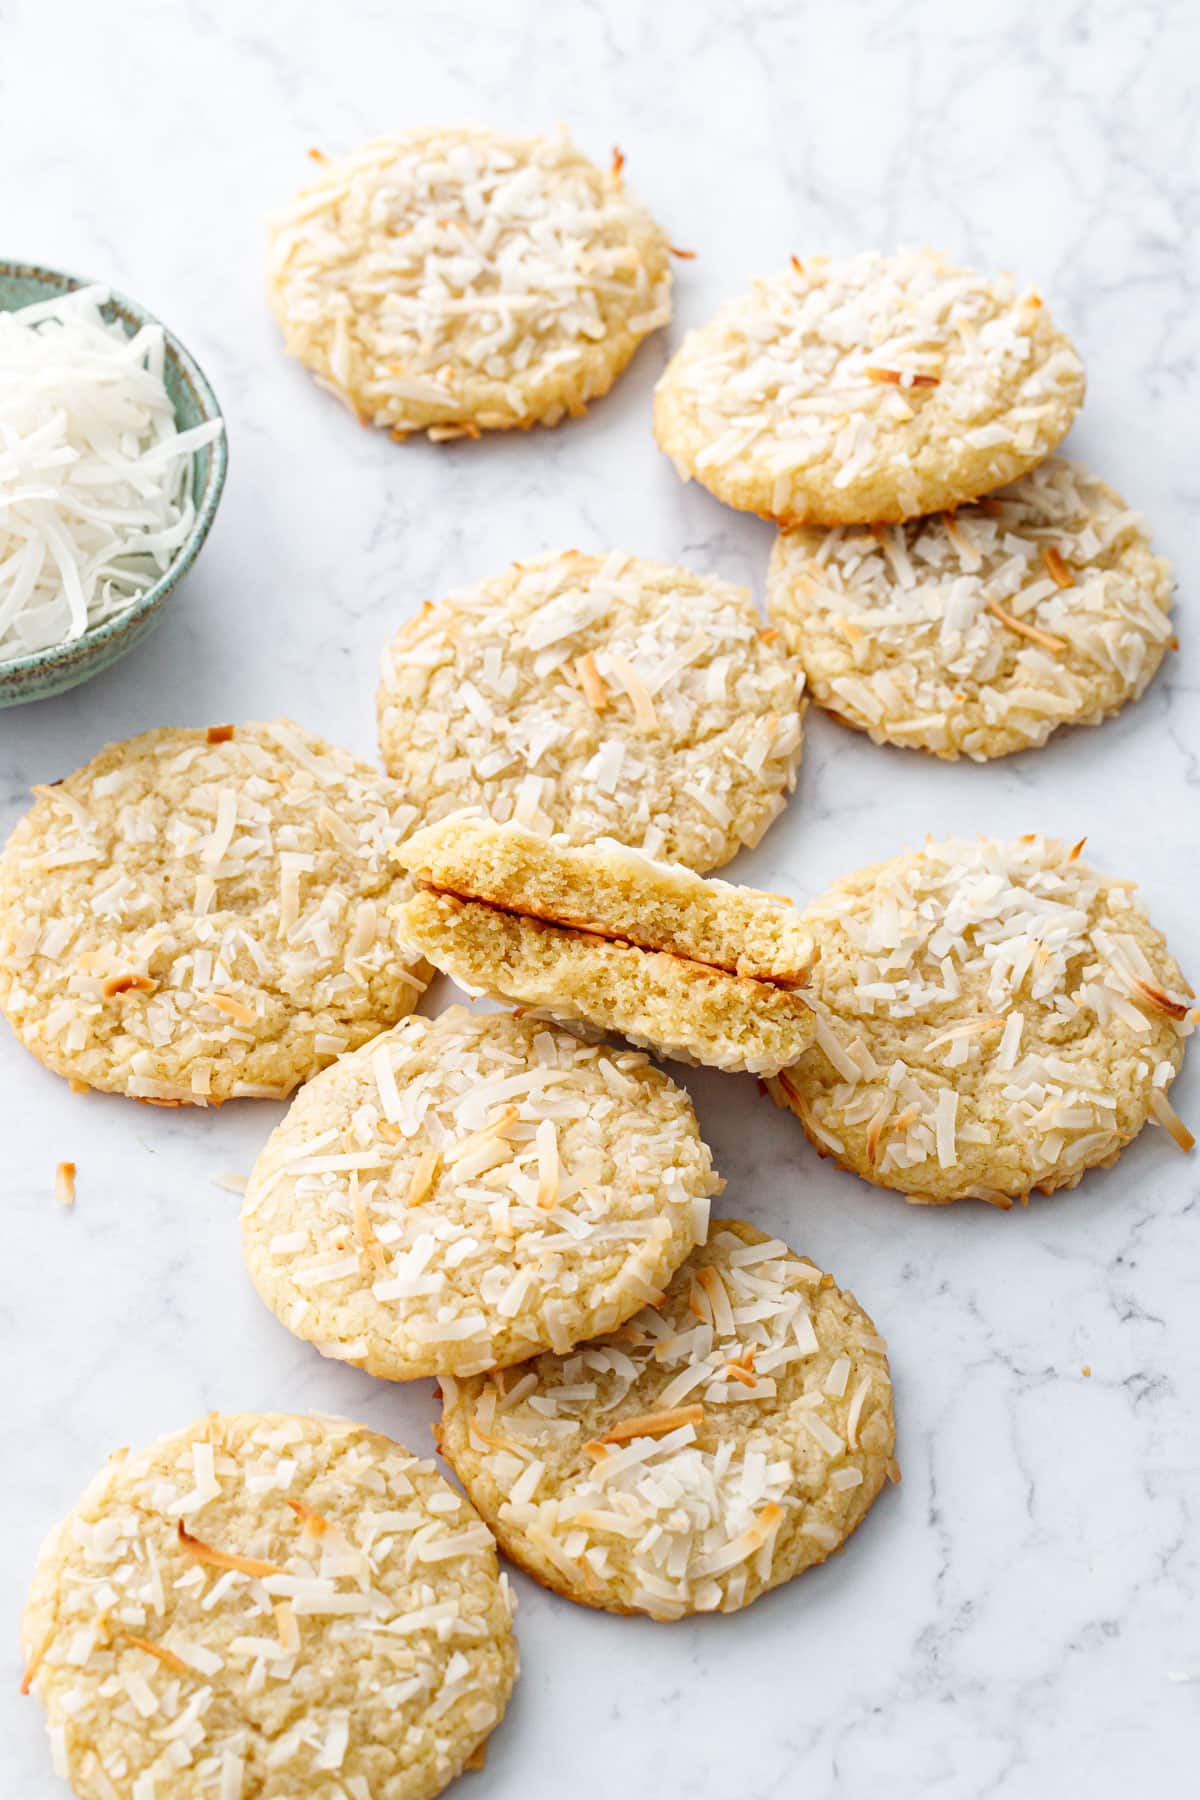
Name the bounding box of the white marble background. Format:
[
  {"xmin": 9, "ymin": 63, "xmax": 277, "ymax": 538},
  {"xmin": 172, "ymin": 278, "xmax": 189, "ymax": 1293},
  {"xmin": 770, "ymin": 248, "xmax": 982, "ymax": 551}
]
[{"xmin": 3, "ymin": 0, "xmax": 1199, "ymax": 1793}]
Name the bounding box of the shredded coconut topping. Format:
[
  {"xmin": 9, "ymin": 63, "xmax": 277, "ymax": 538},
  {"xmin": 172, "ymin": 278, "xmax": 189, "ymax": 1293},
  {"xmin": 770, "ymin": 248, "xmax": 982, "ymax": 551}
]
[
  {"xmin": 0, "ymin": 722, "xmax": 427, "ymax": 1103},
  {"xmin": 20, "ymin": 1413, "xmax": 516, "ymax": 1797},
  {"xmin": 439, "ymin": 1223, "xmax": 893, "ymax": 1618},
  {"xmin": 768, "ymin": 458, "xmax": 1174, "ymax": 760},
  {"xmin": 378, "ymin": 550, "xmax": 806, "ymax": 871},
  {"xmin": 243, "ymin": 1007, "xmax": 720, "ymax": 1378},
  {"xmin": 655, "ymin": 249, "xmax": 1084, "ymax": 524},
  {"xmin": 268, "ymin": 126, "xmax": 671, "ymax": 437},
  {"xmin": 775, "ymin": 835, "xmax": 1193, "ymax": 1201},
  {"xmin": 0, "ymin": 286, "xmax": 222, "ymax": 661}
]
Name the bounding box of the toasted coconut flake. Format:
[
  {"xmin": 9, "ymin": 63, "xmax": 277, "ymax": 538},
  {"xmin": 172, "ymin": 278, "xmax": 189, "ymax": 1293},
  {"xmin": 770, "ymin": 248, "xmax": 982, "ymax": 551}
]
[
  {"xmin": 206, "ymin": 724, "xmax": 235, "ymax": 745},
  {"xmin": 19, "ymin": 1633, "xmax": 51, "ymax": 1695},
  {"xmin": 593, "ymin": 1404, "xmax": 705, "ymax": 1446},
  {"xmin": 208, "ymin": 992, "xmax": 257, "ymax": 1026},
  {"xmin": 1042, "ymin": 545, "xmax": 1074, "ymax": 588},
  {"xmin": 1067, "ymin": 837, "xmax": 1087, "ymax": 863},
  {"xmin": 865, "ymin": 1092, "xmax": 896, "ymax": 1166},
  {"xmin": 118, "ymin": 1631, "xmax": 193, "ymax": 1678},
  {"xmin": 285, "ymin": 1496, "xmax": 331, "ymax": 1537},
  {"xmin": 55, "ymin": 1161, "xmax": 76, "ymax": 1207},
  {"xmin": 102, "ymin": 972, "xmax": 157, "ymax": 998},
  {"xmin": 694, "ymin": 1502, "xmax": 784, "ymax": 1578},
  {"xmin": 1132, "ymin": 977, "xmax": 1191, "ymax": 1023},
  {"xmin": 535, "ymin": 1118, "xmax": 559, "ymax": 1209},
  {"xmin": 697, "ymin": 1263, "xmax": 735, "ymax": 1337},
  {"xmin": 573, "ymin": 651, "xmax": 608, "ymax": 712},
  {"xmin": 1149, "ymin": 1087, "xmax": 1195, "ymax": 1152},
  {"xmin": 865, "ymin": 367, "xmax": 939, "ymax": 387},
  {"xmin": 352, "ymin": 1175, "xmax": 389, "ymax": 1274},
  {"xmin": 610, "ymin": 145, "xmax": 625, "ymax": 179},
  {"xmin": 465, "ymin": 1742, "xmax": 488, "ymax": 1773},
  {"xmin": 444, "ymin": 1105, "xmax": 521, "ymax": 1166},
  {"xmin": 606, "ymin": 652, "xmax": 660, "ymax": 733},
  {"xmin": 745, "ymin": 1501, "xmax": 784, "ymax": 1549},
  {"xmin": 669, "ymin": 245, "xmax": 697, "ymax": 260},
  {"xmin": 986, "ymin": 599, "xmax": 1067, "ymax": 653},
  {"xmin": 176, "ymin": 1520, "xmax": 286, "ymax": 1578},
  {"xmin": 940, "ymin": 510, "xmax": 984, "ymax": 570},
  {"xmin": 721, "ymin": 1349, "xmax": 759, "ymax": 1387},
  {"xmin": 405, "ymin": 1147, "xmax": 442, "ymax": 1206}
]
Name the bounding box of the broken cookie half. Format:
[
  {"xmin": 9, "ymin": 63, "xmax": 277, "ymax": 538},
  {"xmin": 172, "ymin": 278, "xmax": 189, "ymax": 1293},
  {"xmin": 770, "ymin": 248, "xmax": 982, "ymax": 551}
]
[{"xmin": 392, "ymin": 813, "xmax": 816, "ymax": 1075}]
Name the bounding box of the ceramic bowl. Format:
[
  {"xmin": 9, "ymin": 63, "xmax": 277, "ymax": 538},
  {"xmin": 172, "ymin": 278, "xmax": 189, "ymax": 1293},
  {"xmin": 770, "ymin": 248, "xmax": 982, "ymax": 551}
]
[{"xmin": 0, "ymin": 260, "xmax": 227, "ymax": 706}]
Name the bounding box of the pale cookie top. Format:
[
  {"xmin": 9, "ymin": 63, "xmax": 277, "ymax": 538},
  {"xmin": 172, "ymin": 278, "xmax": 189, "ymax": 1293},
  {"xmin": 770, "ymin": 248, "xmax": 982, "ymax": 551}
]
[
  {"xmin": 654, "ymin": 249, "xmax": 1085, "ymax": 525},
  {"xmin": 267, "ymin": 127, "xmax": 672, "ymax": 437},
  {"xmin": 21, "ymin": 1412, "xmax": 517, "ymax": 1800},
  {"xmin": 242, "ymin": 1007, "xmax": 721, "ymax": 1380},
  {"xmin": 438, "ymin": 1220, "xmax": 895, "ymax": 1620},
  {"xmin": 378, "ymin": 550, "xmax": 806, "ymax": 871},
  {"xmin": 0, "ymin": 722, "xmax": 427, "ymax": 1104},
  {"xmin": 767, "ymin": 458, "xmax": 1175, "ymax": 760},
  {"xmin": 772, "ymin": 836, "xmax": 1194, "ymax": 1205}
]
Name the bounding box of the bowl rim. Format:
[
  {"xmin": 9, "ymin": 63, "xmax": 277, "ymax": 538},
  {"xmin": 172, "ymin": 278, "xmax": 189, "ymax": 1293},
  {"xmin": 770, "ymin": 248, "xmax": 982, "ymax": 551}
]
[{"xmin": 0, "ymin": 258, "xmax": 228, "ymax": 681}]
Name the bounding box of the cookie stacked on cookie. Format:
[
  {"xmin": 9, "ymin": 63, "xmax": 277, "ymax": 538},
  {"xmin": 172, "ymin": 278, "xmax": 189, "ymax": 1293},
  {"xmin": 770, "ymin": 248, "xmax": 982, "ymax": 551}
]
[
  {"xmin": 231, "ymin": 826, "xmax": 899, "ymax": 1622},
  {"xmin": 655, "ymin": 249, "xmax": 1174, "ymax": 758}
]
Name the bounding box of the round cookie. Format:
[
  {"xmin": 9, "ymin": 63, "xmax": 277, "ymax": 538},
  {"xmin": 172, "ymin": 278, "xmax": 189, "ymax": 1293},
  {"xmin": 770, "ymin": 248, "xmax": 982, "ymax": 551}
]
[
  {"xmin": 0, "ymin": 721, "xmax": 428, "ymax": 1104},
  {"xmin": 771, "ymin": 835, "xmax": 1194, "ymax": 1205},
  {"xmin": 242, "ymin": 1006, "xmax": 721, "ymax": 1379},
  {"xmin": 267, "ymin": 127, "xmax": 672, "ymax": 438},
  {"xmin": 20, "ymin": 1412, "xmax": 517, "ymax": 1800},
  {"xmin": 437, "ymin": 1220, "xmax": 895, "ymax": 1619},
  {"xmin": 654, "ymin": 249, "xmax": 1085, "ymax": 526},
  {"xmin": 767, "ymin": 458, "xmax": 1175, "ymax": 760},
  {"xmin": 378, "ymin": 549, "xmax": 806, "ymax": 872}
]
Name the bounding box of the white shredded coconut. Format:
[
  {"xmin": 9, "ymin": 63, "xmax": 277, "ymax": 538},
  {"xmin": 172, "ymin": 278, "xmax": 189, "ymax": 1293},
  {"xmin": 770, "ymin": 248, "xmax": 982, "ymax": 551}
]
[{"xmin": 0, "ymin": 286, "xmax": 222, "ymax": 660}]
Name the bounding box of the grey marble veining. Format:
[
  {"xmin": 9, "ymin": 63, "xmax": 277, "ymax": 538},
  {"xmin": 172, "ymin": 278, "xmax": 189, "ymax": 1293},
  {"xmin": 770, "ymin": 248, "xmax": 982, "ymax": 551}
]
[{"xmin": 3, "ymin": 0, "xmax": 1199, "ymax": 1794}]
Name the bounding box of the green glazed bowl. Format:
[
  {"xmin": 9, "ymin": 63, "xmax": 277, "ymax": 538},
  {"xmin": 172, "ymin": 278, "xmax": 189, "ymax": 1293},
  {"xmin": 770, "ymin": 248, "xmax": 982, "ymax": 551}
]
[{"xmin": 0, "ymin": 260, "xmax": 227, "ymax": 706}]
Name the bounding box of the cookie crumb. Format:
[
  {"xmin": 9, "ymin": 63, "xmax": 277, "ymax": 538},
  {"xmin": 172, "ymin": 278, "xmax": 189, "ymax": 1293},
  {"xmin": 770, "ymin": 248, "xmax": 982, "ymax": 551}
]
[{"xmin": 54, "ymin": 1161, "xmax": 75, "ymax": 1207}]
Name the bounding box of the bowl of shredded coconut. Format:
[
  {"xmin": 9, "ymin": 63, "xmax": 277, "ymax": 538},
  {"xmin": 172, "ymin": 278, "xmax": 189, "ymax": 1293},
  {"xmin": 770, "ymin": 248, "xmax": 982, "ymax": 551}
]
[{"xmin": 0, "ymin": 262, "xmax": 227, "ymax": 705}]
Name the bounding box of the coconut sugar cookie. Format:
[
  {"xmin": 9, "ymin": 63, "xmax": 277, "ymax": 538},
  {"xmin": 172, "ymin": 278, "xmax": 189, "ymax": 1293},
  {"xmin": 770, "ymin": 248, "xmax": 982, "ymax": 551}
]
[
  {"xmin": 268, "ymin": 127, "xmax": 672, "ymax": 438},
  {"xmin": 437, "ymin": 1220, "xmax": 895, "ymax": 1619},
  {"xmin": 770, "ymin": 835, "xmax": 1194, "ymax": 1205},
  {"xmin": 393, "ymin": 815, "xmax": 816, "ymax": 1076},
  {"xmin": 767, "ymin": 458, "xmax": 1175, "ymax": 760},
  {"xmin": 654, "ymin": 249, "xmax": 1085, "ymax": 525},
  {"xmin": 0, "ymin": 722, "xmax": 427, "ymax": 1104},
  {"xmin": 378, "ymin": 550, "xmax": 806, "ymax": 872},
  {"xmin": 242, "ymin": 1007, "xmax": 721, "ymax": 1380},
  {"xmin": 20, "ymin": 1412, "xmax": 517, "ymax": 1800}
]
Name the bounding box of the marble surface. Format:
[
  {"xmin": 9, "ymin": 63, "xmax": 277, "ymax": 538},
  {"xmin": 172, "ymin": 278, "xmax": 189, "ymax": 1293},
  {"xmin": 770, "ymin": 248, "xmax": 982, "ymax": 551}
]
[{"xmin": 4, "ymin": 1, "xmax": 1199, "ymax": 1793}]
